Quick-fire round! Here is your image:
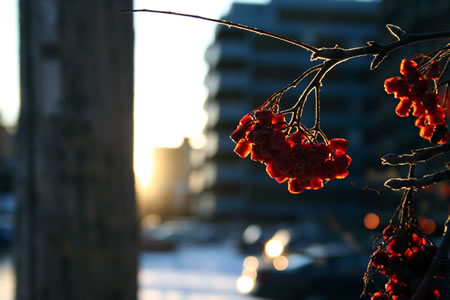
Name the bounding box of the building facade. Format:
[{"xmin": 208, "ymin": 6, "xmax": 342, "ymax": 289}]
[{"xmin": 190, "ymin": 0, "xmax": 384, "ymax": 224}]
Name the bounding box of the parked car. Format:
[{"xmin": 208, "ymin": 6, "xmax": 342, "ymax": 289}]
[
  {"xmin": 140, "ymin": 217, "xmax": 219, "ymax": 251},
  {"xmin": 236, "ymin": 224, "xmax": 277, "ymax": 254},
  {"xmin": 237, "ymin": 228, "xmax": 370, "ymax": 300}
]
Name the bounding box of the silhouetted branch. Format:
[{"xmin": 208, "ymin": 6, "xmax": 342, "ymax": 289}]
[
  {"xmin": 311, "ymin": 30, "xmax": 450, "ymax": 69},
  {"xmin": 120, "ymin": 9, "xmax": 318, "ymax": 52},
  {"xmin": 381, "ymin": 143, "xmax": 450, "ymax": 166},
  {"xmin": 124, "ymin": 10, "xmax": 450, "ymax": 71},
  {"xmin": 384, "ymin": 169, "xmax": 450, "ymax": 190},
  {"xmin": 351, "ymin": 181, "xmax": 389, "ymax": 195}
]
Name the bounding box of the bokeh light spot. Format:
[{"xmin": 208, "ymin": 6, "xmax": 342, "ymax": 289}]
[
  {"xmin": 419, "ymin": 217, "xmax": 436, "ymax": 235},
  {"xmin": 364, "ymin": 213, "xmax": 380, "ymax": 230},
  {"xmin": 273, "ymin": 255, "xmax": 289, "ymax": 271},
  {"xmin": 243, "ymin": 256, "xmax": 259, "ymax": 272},
  {"xmin": 265, "ymin": 239, "xmax": 284, "ymax": 258},
  {"xmin": 236, "ymin": 275, "xmax": 254, "ymax": 294}
]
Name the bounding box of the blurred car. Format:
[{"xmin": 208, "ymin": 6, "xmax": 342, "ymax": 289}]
[
  {"xmin": 250, "ymin": 251, "xmax": 368, "ymax": 300},
  {"xmin": 140, "ymin": 217, "xmax": 219, "ymax": 251},
  {"xmin": 236, "ymin": 224, "xmax": 277, "ymax": 254},
  {"xmin": 236, "ymin": 227, "xmax": 369, "ymax": 300}
]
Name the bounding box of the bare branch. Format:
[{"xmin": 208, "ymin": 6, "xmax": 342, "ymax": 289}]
[
  {"xmin": 384, "ymin": 169, "xmax": 450, "ymax": 190},
  {"xmin": 381, "ymin": 143, "xmax": 450, "ymax": 166},
  {"xmin": 122, "ymin": 9, "xmax": 318, "ymax": 53},
  {"xmin": 351, "ymin": 181, "xmax": 389, "ymax": 195},
  {"xmin": 311, "ymin": 31, "xmax": 450, "ymax": 68}
]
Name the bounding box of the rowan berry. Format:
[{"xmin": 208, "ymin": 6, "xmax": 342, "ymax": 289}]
[
  {"xmin": 371, "ymin": 291, "xmax": 389, "ymax": 300},
  {"xmin": 231, "ymin": 107, "xmax": 351, "ymax": 194},
  {"xmin": 384, "ymin": 58, "xmax": 448, "ymax": 144}
]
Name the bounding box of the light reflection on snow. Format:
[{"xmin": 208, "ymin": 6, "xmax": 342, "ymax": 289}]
[
  {"xmin": 139, "ymin": 269, "xmax": 238, "ymax": 293},
  {"xmin": 0, "ymin": 255, "xmax": 14, "ymax": 300},
  {"xmin": 139, "ymin": 289, "xmax": 254, "ymax": 300}
]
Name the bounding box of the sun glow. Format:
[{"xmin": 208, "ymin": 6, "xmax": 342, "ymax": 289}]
[
  {"xmin": 132, "ymin": 1, "xmax": 275, "ymax": 201},
  {"xmin": 132, "ymin": 0, "xmax": 233, "ymax": 200}
]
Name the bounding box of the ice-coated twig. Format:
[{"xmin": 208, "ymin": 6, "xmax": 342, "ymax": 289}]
[
  {"xmin": 384, "ymin": 169, "xmax": 450, "ymax": 190},
  {"xmin": 381, "ymin": 143, "xmax": 450, "ymax": 166}
]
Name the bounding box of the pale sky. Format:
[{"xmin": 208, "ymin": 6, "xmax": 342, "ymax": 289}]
[
  {"xmin": 0, "ymin": 1, "xmax": 19, "ymax": 129},
  {"xmin": 133, "ymin": 0, "xmax": 270, "ymax": 190},
  {"xmin": 0, "ymin": 0, "xmax": 269, "ymax": 192},
  {"xmin": 0, "ymin": 1, "xmax": 268, "ymax": 192}
]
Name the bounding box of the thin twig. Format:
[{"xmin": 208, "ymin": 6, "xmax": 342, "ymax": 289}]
[
  {"xmin": 381, "ymin": 143, "xmax": 450, "ymax": 166},
  {"xmin": 384, "ymin": 169, "xmax": 450, "ymax": 190},
  {"xmin": 351, "ymin": 181, "xmax": 389, "ymax": 195},
  {"xmin": 122, "ymin": 9, "xmax": 318, "ymax": 53},
  {"xmin": 311, "ymin": 31, "xmax": 450, "ymax": 64}
]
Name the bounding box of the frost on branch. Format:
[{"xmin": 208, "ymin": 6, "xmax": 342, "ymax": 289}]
[
  {"xmin": 386, "ymin": 24, "xmax": 407, "ymax": 41},
  {"xmin": 381, "ymin": 143, "xmax": 450, "ymax": 166},
  {"xmin": 384, "ymin": 169, "xmax": 450, "ymax": 190}
]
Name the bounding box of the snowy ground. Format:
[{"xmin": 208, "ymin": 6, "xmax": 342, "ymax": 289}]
[{"xmin": 0, "ymin": 243, "xmax": 262, "ymax": 300}]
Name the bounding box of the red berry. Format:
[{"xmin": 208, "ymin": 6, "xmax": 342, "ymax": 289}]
[
  {"xmin": 239, "ymin": 114, "xmax": 253, "ymax": 125},
  {"xmin": 419, "ymin": 125, "xmax": 435, "ymax": 140},
  {"xmin": 371, "ymin": 249, "xmax": 389, "ymax": 268},
  {"xmin": 411, "ymin": 99, "xmax": 426, "ymax": 117},
  {"xmin": 385, "ymin": 279, "xmax": 407, "ymax": 296},
  {"xmin": 371, "ymin": 291, "xmax": 389, "ymax": 300},
  {"xmin": 400, "ymin": 59, "xmax": 421, "ymax": 83},
  {"xmin": 234, "ymin": 139, "xmax": 252, "ymax": 158},
  {"xmin": 329, "ymin": 138, "xmax": 348, "ymax": 154},
  {"xmin": 266, "ymin": 162, "xmax": 285, "ymax": 179},
  {"xmin": 410, "ymin": 78, "xmax": 429, "ymax": 96},
  {"xmin": 384, "ymin": 76, "xmax": 410, "ymax": 98},
  {"xmin": 427, "ymin": 106, "xmax": 446, "ymax": 125},
  {"xmin": 426, "ymin": 61, "xmax": 441, "ymax": 80},
  {"xmin": 254, "ymin": 110, "xmax": 273, "ymax": 125},
  {"xmin": 431, "ymin": 124, "xmax": 449, "ymax": 144},
  {"xmin": 307, "ymin": 177, "xmax": 324, "ymax": 190},
  {"xmin": 395, "ymin": 98, "xmax": 412, "ymax": 117},
  {"xmin": 288, "ymin": 178, "xmax": 307, "ymax": 194}
]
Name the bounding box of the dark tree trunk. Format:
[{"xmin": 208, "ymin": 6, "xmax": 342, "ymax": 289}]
[{"xmin": 15, "ymin": 1, "xmax": 137, "ymax": 299}]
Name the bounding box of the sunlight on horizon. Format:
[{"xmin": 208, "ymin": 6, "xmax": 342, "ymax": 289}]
[
  {"xmin": 0, "ymin": 1, "xmax": 19, "ymax": 129},
  {"xmin": 133, "ymin": 0, "xmax": 234, "ymax": 198}
]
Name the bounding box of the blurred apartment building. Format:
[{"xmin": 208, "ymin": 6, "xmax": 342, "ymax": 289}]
[
  {"xmin": 146, "ymin": 139, "xmax": 192, "ymax": 217},
  {"xmin": 0, "ymin": 124, "xmax": 14, "ymax": 193},
  {"xmin": 189, "ymin": 0, "xmax": 384, "ymax": 224}
]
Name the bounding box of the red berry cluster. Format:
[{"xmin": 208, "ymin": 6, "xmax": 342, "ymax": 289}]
[
  {"xmin": 230, "ymin": 109, "xmax": 351, "ymax": 194},
  {"xmin": 384, "ymin": 58, "xmax": 449, "ymax": 144},
  {"xmin": 369, "ymin": 225, "xmax": 440, "ymax": 300}
]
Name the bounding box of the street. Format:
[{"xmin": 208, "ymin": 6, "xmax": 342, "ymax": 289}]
[
  {"xmin": 139, "ymin": 242, "xmax": 263, "ymax": 300},
  {"xmin": 0, "ymin": 243, "xmax": 262, "ymax": 300}
]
